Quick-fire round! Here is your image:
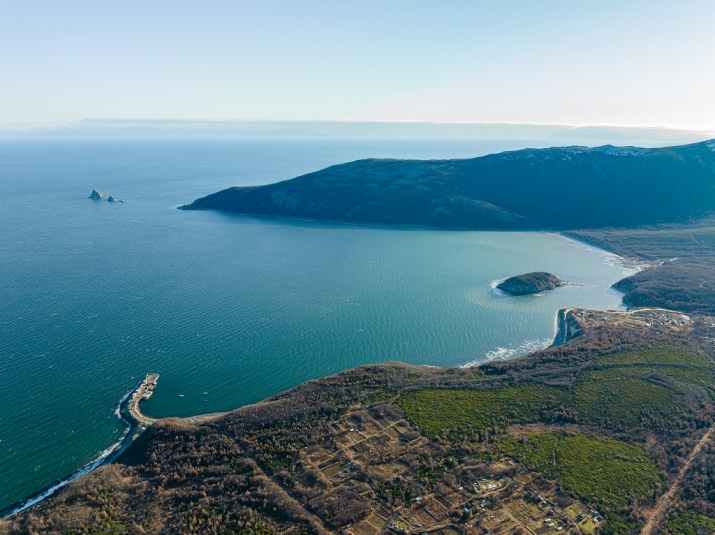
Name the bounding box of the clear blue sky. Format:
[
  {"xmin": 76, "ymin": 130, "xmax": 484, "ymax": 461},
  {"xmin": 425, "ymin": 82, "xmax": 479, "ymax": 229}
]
[{"xmin": 1, "ymin": 1, "xmax": 713, "ymax": 128}]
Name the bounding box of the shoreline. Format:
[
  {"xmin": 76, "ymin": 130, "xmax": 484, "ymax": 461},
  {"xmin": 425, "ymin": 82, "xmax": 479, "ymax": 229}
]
[
  {"xmin": 559, "ymin": 231, "xmax": 653, "ymax": 276},
  {"xmin": 1, "ymin": 379, "xmax": 227, "ymax": 519},
  {"xmin": 0, "ymin": 302, "xmax": 606, "ymax": 518},
  {"xmin": 551, "ymin": 307, "xmax": 581, "ymax": 348},
  {"xmin": 0, "ymin": 382, "xmax": 141, "ymax": 518}
]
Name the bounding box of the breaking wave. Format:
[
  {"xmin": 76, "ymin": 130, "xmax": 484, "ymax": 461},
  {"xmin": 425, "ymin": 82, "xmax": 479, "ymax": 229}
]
[
  {"xmin": 460, "ymin": 337, "xmax": 552, "ymax": 368},
  {"xmin": 3, "ymin": 383, "xmax": 139, "ymax": 518}
]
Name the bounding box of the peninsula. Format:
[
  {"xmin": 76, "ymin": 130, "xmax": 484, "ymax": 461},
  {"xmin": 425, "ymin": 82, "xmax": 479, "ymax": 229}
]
[{"xmin": 181, "ymin": 140, "xmax": 715, "ymax": 230}]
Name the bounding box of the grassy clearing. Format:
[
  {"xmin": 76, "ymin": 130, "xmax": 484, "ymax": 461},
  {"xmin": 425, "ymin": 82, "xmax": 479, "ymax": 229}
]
[
  {"xmin": 596, "ymin": 347, "xmax": 711, "ymax": 366},
  {"xmin": 364, "ymin": 390, "xmax": 395, "ymax": 404},
  {"xmin": 395, "ymin": 384, "xmax": 568, "ymax": 437},
  {"xmin": 667, "ymin": 509, "xmax": 715, "ymax": 535}
]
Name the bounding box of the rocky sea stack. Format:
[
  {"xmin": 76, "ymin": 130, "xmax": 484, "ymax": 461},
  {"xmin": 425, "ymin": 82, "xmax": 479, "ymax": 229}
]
[
  {"xmin": 89, "ymin": 189, "xmax": 104, "ymax": 200},
  {"xmin": 497, "ymin": 271, "xmax": 565, "ymax": 295}
]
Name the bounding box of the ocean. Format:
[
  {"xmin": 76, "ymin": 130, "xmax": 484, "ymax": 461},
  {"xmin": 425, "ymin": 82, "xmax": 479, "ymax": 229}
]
[{"xmin": 0, "ymin": 138, "xmax": 634, "ymax": 511}]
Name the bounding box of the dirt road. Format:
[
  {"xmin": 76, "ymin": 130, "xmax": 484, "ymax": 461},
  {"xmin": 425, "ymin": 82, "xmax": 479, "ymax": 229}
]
[{"xmin": 641, "ymin": 425, "xmax": 715, "ymax": 534}]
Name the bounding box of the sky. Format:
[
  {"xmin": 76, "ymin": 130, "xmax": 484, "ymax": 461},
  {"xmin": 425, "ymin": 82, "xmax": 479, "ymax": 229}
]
[{"xmin": 1, "ymin": 1, "xmax": 714, "ymax": 129}]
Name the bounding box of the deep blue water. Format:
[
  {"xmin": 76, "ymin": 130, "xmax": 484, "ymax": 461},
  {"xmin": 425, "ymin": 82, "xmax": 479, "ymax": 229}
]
[{"xmin": 0, "ymin": 139, "xmax": 634, "ymax": 511}]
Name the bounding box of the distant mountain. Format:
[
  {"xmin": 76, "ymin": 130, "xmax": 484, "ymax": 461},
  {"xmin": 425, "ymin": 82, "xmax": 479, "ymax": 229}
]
[
  {"xmin": 549, "ymin": 126, "xmax": 625, "ymax": 141},
  {"xmin": 182, "ymin": 140, "xmax": 715, "ymax": 229}
]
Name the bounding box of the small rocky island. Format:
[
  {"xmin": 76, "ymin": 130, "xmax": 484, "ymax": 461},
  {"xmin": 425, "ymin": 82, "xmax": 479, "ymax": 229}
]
[
  {"xmin": 497, "ymin": 271, "xmax": 565, "ymax": 295},
  {"xmin": 89, "ymin": 190, "xmax": 125, "ymax": 202}
]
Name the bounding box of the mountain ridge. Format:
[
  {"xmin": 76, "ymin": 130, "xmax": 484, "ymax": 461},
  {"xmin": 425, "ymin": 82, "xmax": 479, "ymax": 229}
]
[{"xmin": 182, "ymin": 139, "xmax": 715, "ymax": 230}]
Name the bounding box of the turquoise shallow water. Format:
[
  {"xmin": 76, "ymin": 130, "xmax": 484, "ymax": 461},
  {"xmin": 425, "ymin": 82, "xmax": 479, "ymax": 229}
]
[{"xmin": 0, "ymin": 139, "xmax": 634, "ymax": 511}]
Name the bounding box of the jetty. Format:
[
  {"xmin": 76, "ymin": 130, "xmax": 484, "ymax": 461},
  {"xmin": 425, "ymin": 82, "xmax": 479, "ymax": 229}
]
[
  {"xmin": 128, "ymin": 373, "xmax": 160, "ymax": 427},
  {"xmin": 126, "ymin": 373, "xmax": 227, "ymax": 429}
]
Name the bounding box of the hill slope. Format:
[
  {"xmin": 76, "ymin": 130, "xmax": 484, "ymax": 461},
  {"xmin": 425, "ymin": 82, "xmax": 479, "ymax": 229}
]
[{"xmin": 182, "ymin": 140, "xmax": 715, "ymax": 229}]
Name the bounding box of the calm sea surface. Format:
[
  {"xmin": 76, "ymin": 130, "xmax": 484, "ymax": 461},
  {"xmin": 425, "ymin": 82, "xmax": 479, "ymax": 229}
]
[{"xmin": 0, "ymin": 139, "xmax": 634, "ymax": 510}]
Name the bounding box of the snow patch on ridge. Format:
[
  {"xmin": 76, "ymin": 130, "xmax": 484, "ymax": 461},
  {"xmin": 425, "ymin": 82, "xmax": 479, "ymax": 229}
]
[{"xmin": 593, "ymin": 145, "xmax": 649, "ymax": 156}]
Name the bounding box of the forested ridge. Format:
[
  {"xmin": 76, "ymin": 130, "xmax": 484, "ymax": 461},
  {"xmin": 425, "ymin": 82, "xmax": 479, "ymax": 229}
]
[{"xmin": 183, "ymin": 140, "xmax": 715, "ymax": 230}]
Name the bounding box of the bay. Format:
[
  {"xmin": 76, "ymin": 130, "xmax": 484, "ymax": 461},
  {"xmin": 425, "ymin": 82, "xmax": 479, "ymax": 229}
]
[{"xmin": 0, "ymin": 139, "xmax": 633, "ymax": 510}]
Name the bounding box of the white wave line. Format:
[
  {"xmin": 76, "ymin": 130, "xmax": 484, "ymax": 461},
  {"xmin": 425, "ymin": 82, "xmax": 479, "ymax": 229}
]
[{"xmin": 4, "ymin": 383, "xmax": 139, "ymax": 517}]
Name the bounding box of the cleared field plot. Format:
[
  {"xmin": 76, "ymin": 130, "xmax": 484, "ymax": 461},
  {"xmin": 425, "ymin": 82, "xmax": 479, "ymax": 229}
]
[
  {"xmin": 424, "ymin": 499, "xmax": 448, "ymax": 520},
  {"xmin": 307, "ymin": 449, "xmax": 332, "ymax": 463},
  {"xmin": 407, "ymin": 508, "xmax": 433, "ymax": 527},
  {"xmin": 507, "ymin": 497, "xmax": 543, "ymax": 524},
  {"xmin": 373, "ymin": 504, "xmax": 391, "ymax": 520},
  {"xmin": 395, "ymin": 421, "xmax": 411, "ymax": 432},
  {"xmin": 321, "ymin": 463, "xmax": 342, "ymax": 478},
  {"xmin": 347, "ymin": 431, "xmax": 366, "ymax": 442},
  {"xmin": 384, "ymin": 412, "xmax": 404, "ymax": 424},
  {"xmin": 491, "ymin": 518, "xmax": 524, "ymax": 534},
  {"xmin": 434, "ymin": 495, "xmax": 452, "ymax": 509},
  {"xmin": 384, "ymin": 427, "xmax": 400, "ymax": 439},
  {"xmin": 434, "ymin": 529, "xmax": 459, "ymax": 535},
  {"xmin": 564, "ymin": 502, "xmax": 586, "ymax": 518},
  {"xmin": 369, "ymin": 462, "xmax": 408, "ymax": 480},
  {"xmin": 444, "ymin": 491, "xmax": 464, "ymax": 506},
  {"xmin": 349, "ymin": 519, "xmax": 380, "ymax": 535},
  {"xmin": 371, "ymin": 417, "xmax": 390, "ymax": 429},
  {"xmin": 581, "ymin": 518, "xmax": 598, "ymax": 533}
]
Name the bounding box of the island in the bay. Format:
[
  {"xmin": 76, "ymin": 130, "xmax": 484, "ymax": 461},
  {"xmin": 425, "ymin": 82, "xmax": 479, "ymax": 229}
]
[
  {"xmin": 3, "ymin": 139, "xmax": 715, "ymax": 535},
  {"xmin": 497, "ymin": 272, "xmax": 565, "ymax": 296}
]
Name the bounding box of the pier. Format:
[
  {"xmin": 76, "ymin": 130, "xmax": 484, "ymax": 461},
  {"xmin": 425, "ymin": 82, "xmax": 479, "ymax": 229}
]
[
  {"xmin": 127, "ymin": 373, "xmax": 160, "ymax": 427},
  {"xmin": 126, "ymin": 373, "xmax": 227, "ymax": 428}
]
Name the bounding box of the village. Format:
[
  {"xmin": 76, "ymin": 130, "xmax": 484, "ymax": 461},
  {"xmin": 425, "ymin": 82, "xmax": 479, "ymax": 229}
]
[{"xmin": 293, "ymin": 398, "xmax": 603, "ymax": 535}]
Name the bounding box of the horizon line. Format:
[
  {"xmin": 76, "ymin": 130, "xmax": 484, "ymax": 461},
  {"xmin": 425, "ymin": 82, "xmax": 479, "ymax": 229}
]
[{"xmin": 0, "ymin": 119, "xmax": 713, "ymax": 133}]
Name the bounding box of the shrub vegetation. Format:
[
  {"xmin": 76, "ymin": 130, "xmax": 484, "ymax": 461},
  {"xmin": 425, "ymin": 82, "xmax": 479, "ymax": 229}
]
[
  {"xmin": 667, "ymin": 509, "xmax": 715, "ymax": 535},
  {"xmin": 396, "ymin": 384, "xmax": 568, "ymax": 437}
]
